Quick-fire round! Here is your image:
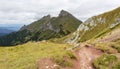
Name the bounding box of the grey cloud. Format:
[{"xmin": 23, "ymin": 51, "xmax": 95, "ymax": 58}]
[{"xmin": 0, "ymin": 0, "xmax": 120, "ymax": 24}]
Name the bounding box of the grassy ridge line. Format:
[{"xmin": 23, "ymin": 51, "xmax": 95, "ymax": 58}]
[{"xmin": 79, "ymin": 7, "xmax": 120, "ymax": 42}]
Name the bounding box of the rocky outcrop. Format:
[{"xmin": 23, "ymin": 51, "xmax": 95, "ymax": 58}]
[{"xmin": 59, "ymin": 10, "xmax": 72, "ymax": 17}]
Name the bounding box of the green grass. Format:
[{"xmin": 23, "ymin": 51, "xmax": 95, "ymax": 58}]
[
  {"xmin": 111, "ymin": 44, "xmax": 120, "ymax": 53},
  {"xmin": 93, "ymin": 38, "xmax": 120, "ymax": 53},
  {"xmin": 112, "ymin": 61, "xmax": 120, "ymax": 69},
  {"xmin": 93, "ymin": 54, "xmax": 117, "ymax": 69},
  {"xmin": 92, "ymin": 39, "xmax": 120, "ymax": 69},
  {"xmin": 94, "ymin": 43, "xmax": 116, "ymax": 53},
  {"xmin": 0, "ymin": 42, "xmax": 75, "ymax": 69}
]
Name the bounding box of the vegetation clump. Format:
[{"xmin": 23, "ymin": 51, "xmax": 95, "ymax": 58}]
[
  {"xmin": 112, "ymin": 61, "xmax": 120, "ymax": 69},
  {"xmin": 111, "ymin": 44, "xmax": 120, "ymax": 53},
  {"xmin": 93, "ymin": 54, "xmax": 117, "ymax": 69}
]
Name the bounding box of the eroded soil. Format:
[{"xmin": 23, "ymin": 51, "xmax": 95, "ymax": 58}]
[{"xmin": 74, "ymin": 46, "xmax": 103, "ymax": 69}]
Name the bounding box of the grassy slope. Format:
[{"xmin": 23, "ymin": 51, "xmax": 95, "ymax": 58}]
[
  {"xmin": 0, "ymin": 42, "xmax": 75, "ymax": 69},
  {"xmin": 22, "ymin": 11, "xmax": 82, "ymax": 33},
  {"xmin": 51, "ymin": 15, "xmax": 82, "ymax": 33},
  {"xmin": 90, "ymin": 35, "xmax": 120, "ymax": 69},
  {"xmin": 79, "ymin": 7, "xmax": 120, "ymax": 42},
  {"xmin": 89, "ymin": 23, "xmax": 120, "ymax": 69},
  {"xmin": 23, "ymin": 15, "xmax": 51, "ymax": 31}
]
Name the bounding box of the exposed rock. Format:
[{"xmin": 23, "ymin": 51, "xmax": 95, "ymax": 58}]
[
  {"xmin": 59, "ymin": 10, "xmax": 72, "ymax": 17},
  {"xmin": 110, "ymin": 18, "xmax": 120, "ymax": 28}
]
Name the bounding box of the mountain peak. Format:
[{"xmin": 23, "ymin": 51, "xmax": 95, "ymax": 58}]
[
  {"xmin": 0, "ymin": 9, "xmax": 82, "ymax": 46},
  {"xmin": 59, "ymin": 10, "xmax": 72, "ymax": 17},
  {"xmin": 42, "ymin": 14, "xmax": 51, "ymax": 19}
]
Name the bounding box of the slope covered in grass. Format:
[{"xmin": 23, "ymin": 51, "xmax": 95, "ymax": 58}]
[
  {"xmin": 0, "ymin": 42, "xmax": 75, "ymax": 69},
  {"xmin": 79, "ymin": 7, "xmax": 120, "ymax": 42},
  {"xmin": 66, "ymin": 7, "xmax": 120, "ymax": 44},
  {"xmin": 89, "ymin": 29, "xmax": 120, "ymax": 69}
]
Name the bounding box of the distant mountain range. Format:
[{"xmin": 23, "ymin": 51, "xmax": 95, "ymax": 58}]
[
  {"xmin": 0, "ymin": 24, "xmax": 22, "ymax": 36},
  {"xmin": 0, "ymin": 27, "xmax": 14, "ymax": 36},
  {"xmin": 0, "ymin": 24, "xmax": 23, "ymax": 30}
]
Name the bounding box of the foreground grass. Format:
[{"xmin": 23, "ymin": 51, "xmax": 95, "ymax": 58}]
[
  {"xmin": 0, "ymin": 41, "xmax": 74, "ymax": 69},
  {"xmin": 90, "ymin": 39, "xmax": 120, "ymax": 69},
  {"xmin": 93, "ymin": 54, "xmax": 118, "ymax": 69}
]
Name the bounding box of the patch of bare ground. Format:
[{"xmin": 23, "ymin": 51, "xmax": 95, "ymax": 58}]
[
  {"xmin": 115, "ymin": 53, "xmax": 120, "ymax": 59},
  {"xmin": 75, "ymin": 45, "xmax": 103, "ymax": 69},
  {"xmin": 36, "ymin": 58, "xmax": 58, "ymax": 69},
  {"xmin": 36, "ymin": 58, "xmax": 79, "ymax": 69}
]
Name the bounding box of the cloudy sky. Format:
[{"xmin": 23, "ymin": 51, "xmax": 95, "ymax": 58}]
[{"xmin": 0, "ymin": 0, "xmax": 120, "ymax": 25}]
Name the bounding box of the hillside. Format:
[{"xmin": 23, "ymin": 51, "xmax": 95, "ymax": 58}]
[
  {"xmin": 88, "ymin": 24, "xmax": 120, "ymax": 69},
  {"xmin": 63, "ymin": 7, "xmax": 120, "ymax": 69},
  {"xmin": 66, "ymin": 7, "xmax": 120, "ymax": 44},
  {"xmin": 0, "ymin": 10, "xmax": 82, "ymax": 46},
  {"xmin": 0, "ymin": 42, "xmax": 76, "ymax": 69}
]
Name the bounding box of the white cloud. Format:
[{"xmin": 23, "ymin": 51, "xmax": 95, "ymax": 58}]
[{"xmin": 0, "ymin": 0, "xmax": 120, "ymax": 24}]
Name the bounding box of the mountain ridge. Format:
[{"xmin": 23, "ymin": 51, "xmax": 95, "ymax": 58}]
[{"xmin": 0, "ymin": 10, "xmax": 82, "ymax": 46}]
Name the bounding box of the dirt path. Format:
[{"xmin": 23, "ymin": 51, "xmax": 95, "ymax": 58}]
[
  {"xmin": 36, "ymin": 44, "xmax": 103, "ymax": 69},
  {"xmin": 75, "ymin": 46, "xmax": 103, "ymax": 69}
]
